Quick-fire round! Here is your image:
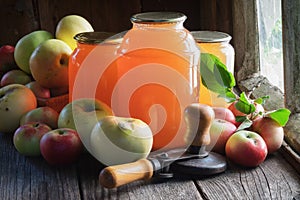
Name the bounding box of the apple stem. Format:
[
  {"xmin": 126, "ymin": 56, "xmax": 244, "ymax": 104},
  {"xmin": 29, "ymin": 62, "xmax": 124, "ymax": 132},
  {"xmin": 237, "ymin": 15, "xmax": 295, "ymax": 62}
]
[
  {"xmin": 58, "ymin": 130, "xmax": 65, "ymax": 135},
  {"xmin": 33, "ymin": 123, "xmax": 40, "ymax": 128}
]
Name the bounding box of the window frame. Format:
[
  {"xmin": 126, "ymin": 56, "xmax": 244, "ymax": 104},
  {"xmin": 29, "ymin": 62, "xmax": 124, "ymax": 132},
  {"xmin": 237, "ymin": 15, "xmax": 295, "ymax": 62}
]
[{"xmin": 232, "ymin": 0, "xmax": 300, "ymax": 156}]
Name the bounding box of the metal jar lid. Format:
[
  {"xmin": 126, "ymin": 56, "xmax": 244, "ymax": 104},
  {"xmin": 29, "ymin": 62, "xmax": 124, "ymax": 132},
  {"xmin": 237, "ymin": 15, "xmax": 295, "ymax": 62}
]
[
  {"xmin": 74, "ymin": 32, "xmax": 115, "ymax": 44},
  {"xmin": 131, "ymin": 12, "xmax": 187, "ymax": 24},
  {"xmin": 191, "ymin": 31, "xmax": 232, "ymax": 43}
]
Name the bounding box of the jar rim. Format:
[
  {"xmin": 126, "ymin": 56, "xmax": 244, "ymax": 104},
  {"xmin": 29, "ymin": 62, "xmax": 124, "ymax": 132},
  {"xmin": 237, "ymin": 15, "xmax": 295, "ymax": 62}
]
[
  {"xmin": 131, "ymin": 12, "xmax": 187, "ymax": 24},
  {"xmin": 191, "ymin": 31, "xmax": 232, "ymax": 43},
  {"xmin": 74, "ymin": 32, "xmax": 116, "ymax": 44}
]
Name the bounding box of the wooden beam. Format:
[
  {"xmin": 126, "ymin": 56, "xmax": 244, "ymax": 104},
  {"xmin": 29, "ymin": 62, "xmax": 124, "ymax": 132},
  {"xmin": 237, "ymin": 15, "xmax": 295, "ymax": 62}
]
[
  {"xmin": 232, "ymin": 0, "xmax": 260, "ymax": 81},
  {"xmin": 282, "ymin": 0, "xmax": 300, "ymax": 155}
]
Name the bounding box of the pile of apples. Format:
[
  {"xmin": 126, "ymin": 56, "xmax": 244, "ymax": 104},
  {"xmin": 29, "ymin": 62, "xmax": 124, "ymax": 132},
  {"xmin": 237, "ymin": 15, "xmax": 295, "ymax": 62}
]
[
  {"xmin": 0, "ymin": 14, "xmax": 154, "ymax": 166},
  {"xmin": 0, "ymin": 15, "xmax": 96, "ymax": 165},
  {"xmin": 209, "ymin": 101, "xmax": 285, "ymax": 167}
]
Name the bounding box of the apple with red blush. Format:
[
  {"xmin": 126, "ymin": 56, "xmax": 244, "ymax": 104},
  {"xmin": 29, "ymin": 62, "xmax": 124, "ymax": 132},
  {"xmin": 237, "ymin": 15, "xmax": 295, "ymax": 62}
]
[
  {"xmin": 13, "ymin": 122, "xmax": 52, "ymax": 156},
  {"xmin": 225, "ymin": 130, "xmax": 268, "ymax": 167},
  {"xmin": 26, "ymin": 81, "xmax": 51, "ymax": 99},
  {"xmin": 40, "ymin": 128, "xmax": 83, "ymax": 165},
  {"xmin": 213, "ymin": 106, "xmax": 239, "ymax": 126},
  {"xmin": 252, "ymin": 117, "xmax": 284, "ymax": 154},
  {"xmin": 208, "ymin": 119, "xmax": 237, "ymax": 154},
  {"xmin": 20, "ymin": 106, "xmax": 59, "ymax": 129},
  {"xmin": 0, "ymin": 45, "xmax": 18, "ymax": 74},
  {"xmin": 1, "ymin": 69, "xmax": 32, "ymax": 87}
]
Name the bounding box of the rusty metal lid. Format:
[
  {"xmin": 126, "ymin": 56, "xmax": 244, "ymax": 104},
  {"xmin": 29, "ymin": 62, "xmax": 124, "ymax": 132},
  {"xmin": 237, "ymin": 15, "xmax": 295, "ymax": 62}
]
[
  {"xmin": 191, "ymin": 31, "xmax": 232, "ymax": 43},
  {"xmin": 131, "ymin": 12, "xmax": 187, "ymax": 23},
  {"xmin": 74, "ymin": 32, "xmax": 115, "ymax": 44}
]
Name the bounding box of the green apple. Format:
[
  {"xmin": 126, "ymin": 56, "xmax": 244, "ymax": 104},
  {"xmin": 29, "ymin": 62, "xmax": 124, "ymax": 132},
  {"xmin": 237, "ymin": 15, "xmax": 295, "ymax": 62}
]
[
  {"xmin": 58, "ymin": 98, "xmax": 113, "ymax": 149},
  {"xmin": 14, "ymin": 30, "xmax": 53, "ymax": 74},
  {"xmin": 90, "ymin": 116, "xmax": 153, "ymax": 166},
  {"xmin": 20, "ymin": 106, "xmax": 59, "ymax": 129},
  {"xmin": 0, "ymin": 84, "xmax": 37, "ymax": 133},
  {"xmin": 13, "ymin": 122, "xmax": 52, "ymax": 156},
  {"xmin": 55, "ymin": 15, "xmax": 94, "ymax": 50},
  {"xmin": 29, "ymin": 39, "xmax": 72, "ymax": 89}
]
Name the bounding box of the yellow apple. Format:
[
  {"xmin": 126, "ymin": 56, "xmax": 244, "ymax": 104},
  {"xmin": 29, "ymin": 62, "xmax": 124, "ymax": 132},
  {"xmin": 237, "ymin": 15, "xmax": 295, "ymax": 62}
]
[
  {"xmin": 29, "ymin": 39, "xmax": 72, "ymax": 89},
  {"xmin": 0, "ymin": 84, "xmax": 37, "ymax": 133},
  {"xmin": 14, "ymin": 30, "xmax": 53, "ymax": 74},
  {"xmin": 58, "ymin": 98, "xmax": 113, "ymax": 150},
  {"xmin": 90, "ymin": 116, "xmax": 153, "ymax": 166},
  {"xmin": 55, "ymin": 15, "xmax": 94, "ymax": 50}
]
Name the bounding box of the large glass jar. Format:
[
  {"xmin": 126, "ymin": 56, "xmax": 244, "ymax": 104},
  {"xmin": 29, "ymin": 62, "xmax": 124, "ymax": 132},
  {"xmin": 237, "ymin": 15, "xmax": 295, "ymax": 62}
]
[
  {"xmin": 112, "ymin": 12, "xmax": 200, "ymax": 150},
  {"xmin": 191, "ymin": 31, "xmax": 235, "ymax": 107}
]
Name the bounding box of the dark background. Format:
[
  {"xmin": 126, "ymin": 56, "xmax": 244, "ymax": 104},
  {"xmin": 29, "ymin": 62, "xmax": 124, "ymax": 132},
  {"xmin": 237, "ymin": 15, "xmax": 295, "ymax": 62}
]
[{"xmin": 0, "ymin": 0, "xmax": 233, "ymax": 46}]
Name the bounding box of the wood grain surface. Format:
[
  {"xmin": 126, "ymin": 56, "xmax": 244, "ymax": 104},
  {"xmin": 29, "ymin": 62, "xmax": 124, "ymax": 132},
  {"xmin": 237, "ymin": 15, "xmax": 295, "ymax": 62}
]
[
  {"xmin": 1, "ymin": 132, "xmax": 299, "ymax": 200},
  {"xmin": 0, "ymin": 0, "xmax": 233, "ymax": 46}
]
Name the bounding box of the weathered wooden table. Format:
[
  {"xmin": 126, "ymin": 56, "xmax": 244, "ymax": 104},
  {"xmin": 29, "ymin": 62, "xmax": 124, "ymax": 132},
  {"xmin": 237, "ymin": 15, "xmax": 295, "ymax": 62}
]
[{"xmin": 1, "ymin": 133, "xmax": 299, "ymax": 200}]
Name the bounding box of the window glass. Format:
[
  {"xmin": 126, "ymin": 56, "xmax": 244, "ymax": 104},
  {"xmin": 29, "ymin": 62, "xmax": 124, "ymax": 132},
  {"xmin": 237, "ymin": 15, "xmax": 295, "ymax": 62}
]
[{"xmin": 257, "ymin": 0, "xmax": 283, "ymax": 91}]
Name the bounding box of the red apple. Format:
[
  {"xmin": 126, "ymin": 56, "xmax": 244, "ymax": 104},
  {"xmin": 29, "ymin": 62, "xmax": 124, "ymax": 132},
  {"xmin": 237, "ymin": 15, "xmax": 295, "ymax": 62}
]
[
  {"xmin": 20, "ymin": 106, "xmax": 59, "ymax": 129},
  {"xmin": 225, "ymin": 130, "xmax": 268, "ymax": 167},
  {"xmin": 208, "ymin": 119, "xmax": 237, "ymax": 154},
  {"xmin": 50, "ymin": 86, "xmax": 68, "ymax": 97},
  {"xmin": 26, "ymin": 81, "xmax": 51, "ymax": 99},
  {"xmin": 40, "ymin": 128, "xmax": 83, "ymax": 165},
  {"xmin": 0, "ymin": 45, "xmax": 18, "ymax": 73},
  {"xmin": 252, "ymin": 117, "xmax": 284, "ymax": 154},
  {"xmin": 213, "ymin": 107, "xmax": 239, "ymax": 126},
  {"xmin": 13, "ymin": 122, "xmax": 52, "ymax": 156},
  {"xmin": 1, "ymin": 69, "xmax": 32, "ymax": 87},
  {"xmin": 228, "ymin": 101, "xmax": 247, "ymax": 117}
]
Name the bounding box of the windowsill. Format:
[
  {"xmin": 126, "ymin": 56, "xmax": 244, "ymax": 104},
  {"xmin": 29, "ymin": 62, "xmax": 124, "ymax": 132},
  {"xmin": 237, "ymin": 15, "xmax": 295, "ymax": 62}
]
[{"xmin": 237, "ymin": 74, "xmax": 300, "ymax": 165}]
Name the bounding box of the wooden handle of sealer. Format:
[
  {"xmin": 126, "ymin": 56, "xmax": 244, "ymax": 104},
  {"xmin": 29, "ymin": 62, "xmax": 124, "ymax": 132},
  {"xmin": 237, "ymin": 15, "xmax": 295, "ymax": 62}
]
[
  {"xmin": 99, "ymin": 159, "xmax": 154, "ymax": 188},
  {"xmin": 184, "ymin": 103, "xmax": 215, "ymax": 147}
]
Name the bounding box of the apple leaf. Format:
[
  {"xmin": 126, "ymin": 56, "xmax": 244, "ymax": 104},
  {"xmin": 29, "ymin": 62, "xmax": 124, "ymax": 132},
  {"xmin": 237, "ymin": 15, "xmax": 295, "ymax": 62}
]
[
  {"xmin": 200, "ymin": 53, "xmax": 236, "ymax": 95},
  {"xmin": 218, "ymin": 89, "xmax": 237, "ymax": 103},
  {"xmin": 236, "ymin": 118, "xmax": 253, "ymax": 131},
  {"xmin": 235, "ymin": 92, "xmax": 256, "ymax": 114},
  {"xmin": 265, "ymin": 108, "xmax": 291, "ymax": 126},
  {"xmin": 254, "ymin": 96, "xmax": 270, "ymax": 105},
  {"xmin": 235, "ymin": 116, "xmax": 247, "ymax": 122}
]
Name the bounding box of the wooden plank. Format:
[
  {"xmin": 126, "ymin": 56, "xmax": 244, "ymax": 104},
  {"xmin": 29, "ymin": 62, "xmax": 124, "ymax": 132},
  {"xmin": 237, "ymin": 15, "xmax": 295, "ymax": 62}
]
[
  {"xmin": 232, "ymin": 0, "xmax": 260, "ymax": 81},
  {"xmin": 194, "ymin": 152, "xmax": 300, "ymax": 199},
  {"xmin": 282, "ymin": 0, "xmax": 300, "ymax": 113},
  {"xmin": 282, "ymin": 0, "xmax": 300, "ymax": 156},
  {"xmin": 0, "ymin": 0, "xmax": 40, "ymax": 45},
  {"xmin": 36, "ymin": 0, "xmax": 141, "ymax": 36},
  {"xmin": 0, "ymin": 133, "xmax": 81, "ymax": 199},
  {"xmin": 141, "ymin": 0, "xmax": 233, "ymax": 35},
  {"xmin": 77, "ymin": 154, "xmax": 203, "ymax": 200}
]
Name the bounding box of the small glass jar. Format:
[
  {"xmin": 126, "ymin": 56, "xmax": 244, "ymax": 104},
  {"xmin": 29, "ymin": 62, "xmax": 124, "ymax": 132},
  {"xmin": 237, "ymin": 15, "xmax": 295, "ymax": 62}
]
[
  {"xmin": 191, "ymin": 31, "xmax": 235, "ymax": 107},
  {"xmin": 69, "ymin": 32, "xmax": 116, "ymax": 101}
]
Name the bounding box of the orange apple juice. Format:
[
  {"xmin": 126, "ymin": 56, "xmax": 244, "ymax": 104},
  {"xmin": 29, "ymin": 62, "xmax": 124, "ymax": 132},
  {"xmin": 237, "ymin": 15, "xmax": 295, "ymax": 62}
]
[
  {"xmin": 191, "ymin": 31, "xmax": 235, "ymax": 107},
  {"xmin": 96, "ymin": 48, "xmax": 199, "ymax": 150},
  {"xmin": 69, "ymin": 32, "xmax": 115, "ymax": 101}
]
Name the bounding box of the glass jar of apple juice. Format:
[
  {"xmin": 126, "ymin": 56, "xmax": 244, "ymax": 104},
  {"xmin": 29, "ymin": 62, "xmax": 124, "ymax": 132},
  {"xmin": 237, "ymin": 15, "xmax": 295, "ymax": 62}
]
[
  {"xmin": 105, "ymin": 12, "xmax": 201, "ymax": 151},
  {"xmin": 191, "ymin": 31, "xmax": 235, "ymax": 107},
  {"xmin": 68, "ymin": 31, "xmax": 116, "ymax": 102}
]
